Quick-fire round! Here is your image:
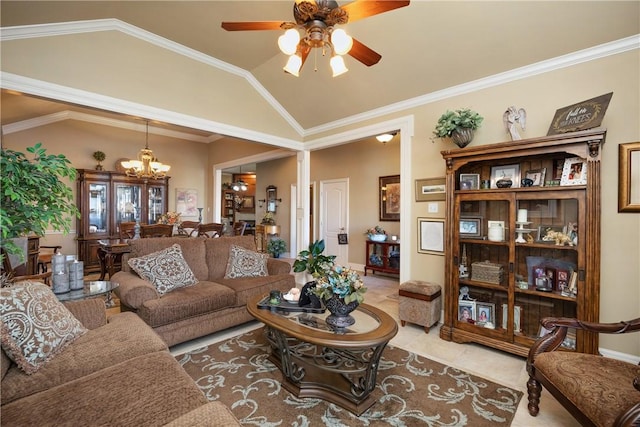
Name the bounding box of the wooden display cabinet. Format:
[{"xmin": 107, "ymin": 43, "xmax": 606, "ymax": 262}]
[
  {"xmin": 439, "ymin": 129, "xmax": 605, "ymax": 357},
  {"xmin": 365, "ymin": 240, "xmax": 400, "ymax": 276},
  {"xmin": 76, "ymin": 169, "xmax": 169, "ymax": 273}
]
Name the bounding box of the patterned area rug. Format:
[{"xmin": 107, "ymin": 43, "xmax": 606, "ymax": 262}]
[{"xmin": 176, "ymin": 328, "xmax": 522, "ymax": 426}]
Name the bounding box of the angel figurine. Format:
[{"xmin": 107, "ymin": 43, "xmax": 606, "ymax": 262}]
[{"xmin": 503, "ymin": 106, "xmax": 526, "ymax": 140}]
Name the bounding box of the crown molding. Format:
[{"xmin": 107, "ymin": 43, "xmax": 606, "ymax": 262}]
[
  {"xmin": 304, "ymin": 34, "xmax": 640, "ymax": 137},
  {"xmin": 0, "ymin": 19, "xmax": 305, "ymax": 136}
]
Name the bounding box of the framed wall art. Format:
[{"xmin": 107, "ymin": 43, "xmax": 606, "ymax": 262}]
[
  {"xmin": 380, "ymin": 175, "xmax": 400, "ymax": 221},
  {"xmin": 490, "ymin": 164, "xmax": 521, "ymax": 189},
  {"xmin": 525, "ymin": 168, "xmax": 546, "ymax": 187},
  {"xmin": 560, "ymin": 157, "xmax": 587, "ymax": 186},
  {"xmin": 418, "ymin": 218, "xmax": 444, "ymax": 255},
  {"xmin": 618, "ymin": 141, "xmax": 640, "ymax": 212},
  {"xmin": 175, "ymin": 188, "xmax": 199, "ymax": 218},
  {"xmin": 460, "ymin": 173, "xmax": 480, "ymax": 190},
  {"xmin": 460, "ymin": 217, "xmax": 482, "ymax": 238},
  {"xmin": 415, "ymin": 177, "xmax": 446, "ymax": 202}
]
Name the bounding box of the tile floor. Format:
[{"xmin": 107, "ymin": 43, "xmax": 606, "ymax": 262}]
[{"xmin": 168, "ymin": 273, "xmax": 579, "ymax": 426}]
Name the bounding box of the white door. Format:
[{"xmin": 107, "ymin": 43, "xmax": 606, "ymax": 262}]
[{"xmin": 320, "ymin": 178, "xmax": 349, "ymax": 266}]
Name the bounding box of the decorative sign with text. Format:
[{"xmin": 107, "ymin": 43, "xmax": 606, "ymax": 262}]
[{"xmin": 547, "ymin": 92, "xmax": 613, "ymax": 135}]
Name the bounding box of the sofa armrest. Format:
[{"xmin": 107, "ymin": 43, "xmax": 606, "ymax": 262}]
[
  {"xmin": 163, "ymin": 402, "xmax": 241, "ymax": 426},
  {"xmin": 267, "ymin": 258, "xmax": 292, "ymax": 275},
  {"xmin": 111, "ymin": 271, "xmax": 159, "ymax": 310},
  {"xmin": 62, "ymin": 298, "xmax": 107, "ymax": 330}
]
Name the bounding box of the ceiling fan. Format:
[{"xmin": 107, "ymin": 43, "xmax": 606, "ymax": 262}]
[{"xmin": 221, "ymin": 0, "xmax": 410, "ymax": 76}]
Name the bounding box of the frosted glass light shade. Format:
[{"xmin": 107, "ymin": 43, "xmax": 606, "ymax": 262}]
[
  {"xmin": 331, "ymin": 29, "xmax": 353, "ymax": 55},
  {"xmin": 283, "ymin": 54, "xmax": 302, "ymax": 76},
  {"xmin": 278, "ymin": 29, "xmax": 300, "ymax": 55},
  {"xmin": 330, "ymin": 55, "xmax": 348, "ymax": 77}
]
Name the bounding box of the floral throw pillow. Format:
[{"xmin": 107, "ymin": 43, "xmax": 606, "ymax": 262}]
[
  {"xmin": 224, "ymin": 245, "xmax": 269, "ymax": 279},
  {"xmin": 0, "ymin": 282, "xmax": 88, "ymax": 374},
  {"xmin": 128, "ymin": 243, "xmax": 198, "ymax": 296}
]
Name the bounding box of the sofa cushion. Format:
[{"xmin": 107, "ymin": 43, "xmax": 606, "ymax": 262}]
[
  {"xmin": 137, "ymin": 281, "xmax": 237, "ymax": 328},
  {"xmin": 0, "ymin": 282, "xmax": 87, "ymax": 375},
  {"xmin": 128, "ymin": 244, "xmax": 198, "ymax": 296},
  {"xmin": 535, "ymin": 351, "xmax": 640, "ymax": 426},
  {"xmin": 1, "ymin": 311, "xmax": 167, "ymax": 405},
  {"xmin": 205, "ymin": 235, "xmax": 258, "ymax": 280},
  {"xmin": 224, "ymin": 245, "xmax": 268, "ymax": 279},
  {"xmin": 126, "ymin": 237, "xmax": 209, "ymax": 281},
  {"xmin": 217, "ymin": 274, "xmax": 295, "ymax": 306},
  {"xmin": 1, "ymin": 351, "xmax": 210, "ymax": 427}
]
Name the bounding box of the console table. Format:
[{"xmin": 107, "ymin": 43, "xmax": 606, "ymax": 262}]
[
  {"xmin": 97, "ymin": 240, "xmax": 131, "ymax": 280},
  {"xmin": 365, "ymin": 240, "xmax": 400, "ymax": 276}
]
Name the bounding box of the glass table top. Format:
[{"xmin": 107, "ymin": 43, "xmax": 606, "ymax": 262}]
[
  {"xmin": 55, "ymin": 281, "xmax": 119, "ymax": 302},
  {"xmin": 281, "ymin": 307, "xmax": 382, "ymax": 335}
]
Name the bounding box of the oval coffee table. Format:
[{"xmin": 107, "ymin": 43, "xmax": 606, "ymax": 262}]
[{"xmin": 247, "ymin": 294, "xmax": 398, "ymax": 416}]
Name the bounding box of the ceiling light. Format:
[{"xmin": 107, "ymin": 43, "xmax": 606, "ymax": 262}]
[
  {"xmin": 121, "ymin": 121, "xmax": 170, "ymax": 179},
  {"xmin": 232, "ymin": 180, "xmax": 248, "ymax": 192},
  {"xmin": 330, "ymin": 54, "xmax": 348, "ymax": 77},
  {"xmin": 376, "ymin": 132, "xmax": 398, "ymax": 143},
  {"xmin": 331, "ymin": 28, "xmax": 353, "ymax": 55},
  {"xmin": 278, "ymin": 28, "xmax": 300, "ymax": 55}
]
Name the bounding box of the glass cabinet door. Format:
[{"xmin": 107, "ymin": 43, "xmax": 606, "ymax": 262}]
[
  {"xmin": 88, "ymin": 183, "xmax": 108, "ymax": 234},
  {"xmin": 115, "ymin": 183, "xmax": 142, "ymax": 224},
  {"xmin": 148, "ymin": 186, "xmax": 166, "ymax": 224}
]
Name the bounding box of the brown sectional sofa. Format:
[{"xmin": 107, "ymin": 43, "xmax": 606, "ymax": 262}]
[
  {"xmin": 1, "ymin": 298, "xmax": 240, "ymax": 426},
  {"xmin": 112, "ymin": 235, "xmax": 295, "ymax": 346}
]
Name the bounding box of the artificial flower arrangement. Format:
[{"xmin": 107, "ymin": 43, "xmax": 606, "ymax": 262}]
[
  {"xmin": 366, "ymin": 225, "xmax": 386, "ymax": 236},
  {"xmin": 311, "ymin": 265, "xmax": 367, "ymax": 305},
  {"xmin": 157, "ymin": 211, "xmax": 181, "ymax": 225}
]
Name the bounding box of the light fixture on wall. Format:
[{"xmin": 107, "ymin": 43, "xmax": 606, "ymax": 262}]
[
  {"xmin": 121, "ymin": 121, "xmax": 171, "ymax": 179},
  {"xmin": 376, "ymin": 132, "xmax": 397, "ymax": 143}
]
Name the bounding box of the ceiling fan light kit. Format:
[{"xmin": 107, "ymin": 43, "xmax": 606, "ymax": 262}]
[{"xmin": 222, "ymin": 0, "xmax": 411, "ymax": 77}]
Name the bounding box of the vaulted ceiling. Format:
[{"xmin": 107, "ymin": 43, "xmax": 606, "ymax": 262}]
[{"xmin": 1, "ymin": 1, "xmax": 639, "ymax": 136}]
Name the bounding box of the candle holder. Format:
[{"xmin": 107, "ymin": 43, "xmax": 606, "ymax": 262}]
[
  {"xmin": 197, "ymin": 207, "xmax": 203, "ymax": 223},
  {"xmin": 515, "ymin": 221, "xmax": 534, "ymax": 243}
]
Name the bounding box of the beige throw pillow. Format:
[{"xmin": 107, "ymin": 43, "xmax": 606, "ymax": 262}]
[
  {"xmin": 224, "ymin": 245, "xmax": 269, "ymax": 278},
  {"xmin": 1, "ymin": 282, "xmax": 88, "ymax": 374},
  {"xmin": 128, "ymin": 243, "xmax": 199, "ymax": 296}
]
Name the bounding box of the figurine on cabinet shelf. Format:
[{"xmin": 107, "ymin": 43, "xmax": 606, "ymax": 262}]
[
  {"xmin": 503, "ymin": 106, "xmax": 526, "ymax": 140},
  {"xmin": 542, "ymin": 229, "xmax": 574, "ymax": 246}
]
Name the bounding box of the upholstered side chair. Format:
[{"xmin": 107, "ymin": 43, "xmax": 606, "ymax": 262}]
[{"xmin": 527, "ymin": 317, "xmax": 640, "ymax": 427}]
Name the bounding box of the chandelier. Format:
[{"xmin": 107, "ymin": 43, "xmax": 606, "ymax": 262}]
[
  {"xmin": 231, "ymin": 180, "xmax": 248, "ymax": 192},
  {"xmin": 278, "ymin": 1, "xmax": 353, "ymax": 77},
  {"xmin": 121, "ymin": 121, "xmax": 170, "ymax": 179}
]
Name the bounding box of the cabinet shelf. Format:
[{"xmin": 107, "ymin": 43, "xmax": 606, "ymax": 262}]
[{"xmin": 440, "ymin": 129, "xmax": 605, "ymax": 356}]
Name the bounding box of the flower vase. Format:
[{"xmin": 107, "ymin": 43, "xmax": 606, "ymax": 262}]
[
  {"xmin": 324, "ymin": 295, "xmax": 359, "ymax": 328},
  {"xmin": 451, "ymin": 128, "xmax": 474, "ymax": 148}
]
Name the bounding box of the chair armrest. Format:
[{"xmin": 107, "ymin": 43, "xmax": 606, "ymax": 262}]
[
  {"xmin": 267, "ymin": 258, "xmax": 292, "ymax": 275},
  {"xmin": 111, "ymin": 271, "xmax": 159, "ymax": 310},
  {"xmin": 62, "ymin": 298, "xmax": 107, "ymax": 329}
]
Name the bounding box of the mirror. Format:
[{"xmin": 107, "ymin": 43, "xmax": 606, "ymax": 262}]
[{"xmin": 266, "ymin": 185, "xmax": 277, "ymax": 213}]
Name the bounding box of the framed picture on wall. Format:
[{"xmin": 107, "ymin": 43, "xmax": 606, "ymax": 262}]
[
  {"xmin": 380, "ymin": 175, "xmax": 400, "ymax": 221},
  {"xmin": 415, "ymin": 177, "xmax": 446, "ymax": 202},
  {"xmin": 418, "ymin": 218, "xmax": 444, "ymax": 255},
  {"xmin": 175, "ymin": 188, "xmax": 198, "ymax": 218}
]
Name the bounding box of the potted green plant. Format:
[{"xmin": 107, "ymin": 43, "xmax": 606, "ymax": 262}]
[
  {"xmin": 92, "ymin": 150, "xmax": 106, "ymax": 170},
  {"xmin": 266, "ymin": 238, "xmax": 287, "ymax": 258},
  {"xmin": 433, "ymin": 108, "xmax": 484, "ymax": 148},
  {"xmin": 293, "ymin": 239, "xmax": 336, "ymax": 279},
  {"xmin": 1, "ymin": 143, "xmax": 79, "ymax": 261}
]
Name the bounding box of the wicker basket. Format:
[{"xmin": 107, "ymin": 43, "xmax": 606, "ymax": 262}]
[{"xmin": 471, "ymin": 261, "xmax": 504, "ymax": 284}]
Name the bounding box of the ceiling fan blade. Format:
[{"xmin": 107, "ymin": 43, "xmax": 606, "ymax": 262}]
[
  {"xmin": 348, "ymin": 38, "xmax": 381, "ymax": 66},
  {"xmin": 221, "ymin": 22, "xmax": 284, "ymax": 31},
  {"xmin": 341, "ymin": 0, "xmax": 410, "ymax": 23}
]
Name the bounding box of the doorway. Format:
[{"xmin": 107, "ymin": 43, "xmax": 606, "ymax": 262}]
[{"xmin": 319, "ymin": 178, "xmax": 349, "ymax": 266}]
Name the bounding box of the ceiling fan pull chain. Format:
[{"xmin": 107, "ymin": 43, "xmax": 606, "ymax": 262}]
[{"xmin": 314, "ymin": 48, "xmax": 318, "ymax": 72}]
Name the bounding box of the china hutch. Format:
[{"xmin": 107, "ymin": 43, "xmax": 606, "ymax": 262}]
[
  {"xmin": 76, "ymin": 169, "xmax": 169, "ymax": 273},
  {"xmin": 439, "ymin": 129, "xmax": 605, "ymax": 357}
]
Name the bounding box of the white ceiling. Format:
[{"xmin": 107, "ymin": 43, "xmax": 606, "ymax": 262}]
[{"xmin": 1, "ymin": 1, "xmax": 639, "ymax": 135}]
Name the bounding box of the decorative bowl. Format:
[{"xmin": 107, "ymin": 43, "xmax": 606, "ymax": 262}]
[{"xmin": 368, "ymin": 234, "xmax": 387, "ymax": 242}]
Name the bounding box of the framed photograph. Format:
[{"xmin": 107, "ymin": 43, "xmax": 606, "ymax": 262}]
[
  {"xmin": 459, "ymin": 173, "xmax": 480, "ymax": 190},
  {"xmin": 380, "ymin": 175, "xmax": 400, "ymax": 221},
  {"xmin": 560, "ymin": 157, "xmax": 587, "ymax": 186},
  {"xmin": 458, "ymin": 301, "xmax": 475, "ymax": 322},
  {"xmin": 476, "ymin": 302, "xmax": 495, "ymax": 325},
  {"xmin": 552, "ymin": 159, "xmax": 565, "ymax": 180},
  {"xmin": 459, "ymin": 217, "xmax": 482, "ymax": 238},
  {"xmin": 338, "ymin": 233, "xmax": 348, "ymax": 245},
  {"xmin": 536, "ymin": 224, "xmax": 564, "ymax": 241},
  {"xmin": 415, "ymin": 177, "xmax": 446, "ymax": 202},
  {"xmin": 502, "ymin": 304, "xmax": 522, "ymax": 332},
  {"xmin": 175, "ymin": 188, "xmax": 199, "ymax": 218},
  {"xmin": 418, "ymin": 218, "xmax": 444, "ymax": 255},
  {"xmin": 525, "ymin": 168, "xmax": 546, "ymax": 187},
  {"xmin": 557, "ymin": 269, "xmax": 569, "ymax": 292},
  {"xmin": 618, "ymin": 141, "xmax": 640, "ymax": 212},
  {"xmin": 490, "ymin": 164, "xmax": 521, "ymax": 189}
]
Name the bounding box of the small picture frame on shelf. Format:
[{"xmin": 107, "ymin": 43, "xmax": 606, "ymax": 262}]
[
  {"xmin": 560, "ymin": 157, "xmax": 587, "ymax": 186},
  {"xmin": 557, "ymin": 269, "xmax": 570, "ymax": 292},
  {"xmin": 490, "ymin": 164, "xmax": 521, "ymax": 189},
  {"xmin": 458, "ymin": 300, "xmax": 476, "ymax": 322},
  {"xmin": 475, "ymin": 302, "xmax": 495, "ymax": 325},
  {"xmin": 525, "ymin": 168, "xmax": 546, "ymax": 187},
  {"xmin": 501, "ymin": 304, "xmax": 522, "ymax": 332},
  {"xmin": 459, "ymin": 217, "xmax": 482, "ymax": 238},
  {"xmin": 459, "ymin": 173, "xmax": 480, "ymax": 190}
]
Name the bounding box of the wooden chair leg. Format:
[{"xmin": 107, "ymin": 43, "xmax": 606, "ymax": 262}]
[
  {"xmin": 424, "ymin": 325, "xmax": 430, "ymax": 333},
  {"xmin": 400, "ymin": 320, "xmax": 406, "ymax": 327},
  {"xmin": 527, "ymin": 376, "xmax": 542, "ymax": 416}
]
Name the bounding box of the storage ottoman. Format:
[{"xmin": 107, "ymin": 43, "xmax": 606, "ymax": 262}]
[{"xmin": 398, "ymin": 280, "xmax": 442, "ymax": 333}]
